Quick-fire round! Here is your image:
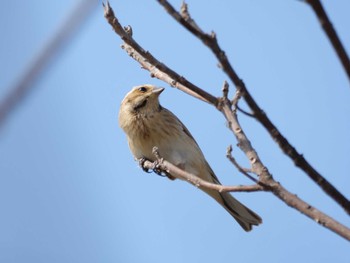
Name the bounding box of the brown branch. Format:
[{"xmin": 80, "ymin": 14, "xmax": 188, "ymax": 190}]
[
  {"xmin": 103, "ymin": 2, "xmax": 350, "ymax": 241},
  {"xmin": 271, "ymin": 179, "xmax": 350, "ymax": 240},
  {"xmin": 220, "ymin": 90, "xmax": 350, "ymax": 241},
  {"xmin": 103, "ymin": 1, "xmax": 217, "ymax": 106},
  {"xmin": 305, "ymin": 0, "xmax": 350, "ymax": 82},
  {"xmin": 156, "ymin": 0, "xmax": 350, "ymax": 215},
  {"xmin": 141, "ymin": 147, "xmax": 264, "ymax": 193}
]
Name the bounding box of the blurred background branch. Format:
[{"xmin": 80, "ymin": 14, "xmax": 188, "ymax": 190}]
[{"xmin": 0, "ymin": 0, "xmax": 96, "ymax": 129}]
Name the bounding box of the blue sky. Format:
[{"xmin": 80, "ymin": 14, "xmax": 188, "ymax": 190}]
[{"xmin": 1, "ymin": 0, "xmax": 350, "ymax": 262}]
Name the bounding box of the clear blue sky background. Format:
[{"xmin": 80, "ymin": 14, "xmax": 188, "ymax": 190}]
[{"xmin": 1, "ymin": 0, "xmax": 349, "ymax": 262}]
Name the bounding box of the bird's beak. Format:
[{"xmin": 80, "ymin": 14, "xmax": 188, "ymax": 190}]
[{"xmin": 152, "ymin": 87, "xmax": 165, "ymax": 95}]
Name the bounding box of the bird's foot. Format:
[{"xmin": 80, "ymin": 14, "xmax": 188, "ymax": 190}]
[
  {"xmin": 152, "ymin": 159, "xmax": 167, "ymax": 177},
  {"xmin": 138, "ymin": 158, "xmax": 152, "ymax": 173},
  {"xmin": 138, "ymin": 158, "xmax": 167, "ymax": 178}
]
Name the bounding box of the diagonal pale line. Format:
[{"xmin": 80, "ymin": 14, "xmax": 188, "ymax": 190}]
[{"xmin": 0, "ymin": 0, "xmax": 97, "ymax": 129}]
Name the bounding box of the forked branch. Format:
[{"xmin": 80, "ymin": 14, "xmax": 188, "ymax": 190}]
[
  {"xmin": 156, "ymin": 0, "xmax": 350, "ymax": 215},
  {"xmin": 103, "ymin": 1, "xmax": 350, "ymax": 241}
]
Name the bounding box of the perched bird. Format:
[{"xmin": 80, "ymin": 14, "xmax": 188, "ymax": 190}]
[{"xmin": 118, "ymin": 84, "xmax": 262, "ymax": 231}]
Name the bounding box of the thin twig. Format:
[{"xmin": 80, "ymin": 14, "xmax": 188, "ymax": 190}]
[
  {"xmin": 220, "ymin": 89, "xmax": 350, "ymax": 241},
  {"xmin": 103, "ymin": 2, "xmax": 350, "ymax": 241},
  {"xmin": 140, "ymin": 147, "xmax": 264, "ymax": 193},
  {"xmin": 230, "ymin": 89, "xmax": 255, "ymax": 118},
  {"xmin": 103, "ymin": 1, "xmax": 218, "ymax": 106},
  {"xmin": 156, "ymin": 0, "xmax": 350, "ymax": 215},
  {"xmin": 226, "ymin": 145, "xmax": 257, "ymax": 183},
  {"xmin": 236, "ymin": 105, "xmax": 255, "ymax": 118},
  {"xmin": 305, "ymin": 0, "xmax": 350, "ymax": 82}
]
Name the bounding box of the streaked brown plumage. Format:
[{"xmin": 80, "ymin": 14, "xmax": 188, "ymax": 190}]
[{"xmin": 119, "ymin": 84, "xmax": 262, "ymax": 231}]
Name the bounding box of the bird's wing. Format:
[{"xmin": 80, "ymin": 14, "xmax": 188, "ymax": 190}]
[{"xmin": 162, "ymin": 107, "xmax": 222, "ymax": 183}]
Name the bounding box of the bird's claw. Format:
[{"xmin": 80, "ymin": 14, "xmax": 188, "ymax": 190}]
[
  {"xmin": 152, "ymin": 161, "xmax": 164, "ymax": 176},
  {"xmin": 138, "ymin": 158, "xmax": 166, "ymax": 177},
  {"xmin": 138, "ymin": 158, "xmax": 152, "ymax": 173}
]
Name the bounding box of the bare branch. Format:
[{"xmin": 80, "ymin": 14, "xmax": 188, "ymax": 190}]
[
  {"xmin": 103, "ymin": 1, "xmax": 218, "ymax": 106},
  {"xmin": 139, "ymin": 147, "xmax": 264, "ymax": 193},
  {"xmin": 271, "ymin": 178, "xmax": 350, "ymax": 241},
  {"xmin": 156, "ymin": 0, "xmax": 350, "ymax": 215},
  {"xmin": 180, "ymin": 1, "xmax": 203, "ymax": 34},
  {"xmin": 219, "ymin": 92, "xmax": 350, "ymax": 241},
  {"xmin": 103, "ymin": 2, "xmax": 350, "ymax": 241},
  {"xmin": 305, "ymin": 0, "xmax": 350, "ymax": 82}
]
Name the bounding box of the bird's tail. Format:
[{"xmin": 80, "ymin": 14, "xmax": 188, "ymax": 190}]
[
  {"xmin": 219, "ymin": 191, "xmax": 262, "ymax": 231},
  {"xmin": 197, "ymin": 162, "xmax": 262, "ymax": 231},
  {"xmin": 202, "ymin": 187, "xmax": 262, "ymax": 231}
]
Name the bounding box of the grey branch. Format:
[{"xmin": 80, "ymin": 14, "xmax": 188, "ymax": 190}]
[
  {"xmin": 103, "ymin": 2, "xmax": 350, "ymax": 241},
  {"xmin": 156, "ymin": 0, "xmax": 350, "ymax": 216},
  {"xmin": 103, "ymin": 1, "xmax": 217, "ymax": 106},
  {"xmin": 141, "ymin": 147, "xmax": 264, "ymax": 193},
  {"xmin": 221, "ymin": 88, "xmax": 350, "ymax": 241}
]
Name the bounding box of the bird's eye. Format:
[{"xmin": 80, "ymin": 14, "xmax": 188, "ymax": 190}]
[{"xmin": 138, "ymin": 87, "xmax": 147, "ymax": 92}]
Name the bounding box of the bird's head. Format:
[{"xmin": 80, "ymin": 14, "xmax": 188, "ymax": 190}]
[{"xmin": 121, "ymin": 84, "xmax": 164, "ymax": 114}]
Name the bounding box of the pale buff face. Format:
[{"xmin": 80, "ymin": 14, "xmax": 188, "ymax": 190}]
[{"xmin": 120, "ymin": 84, "xmax": 164, "ymax": 115}]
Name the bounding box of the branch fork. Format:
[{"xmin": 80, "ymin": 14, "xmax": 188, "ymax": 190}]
[{"xmin": 103, "ymin": 1, "xmax": 350, "ymax": 241}]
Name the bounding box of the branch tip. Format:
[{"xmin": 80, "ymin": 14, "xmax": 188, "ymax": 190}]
[
  {"xmin": 222, "ymin": 81, "xmax": 229, "ymax": 99},
  {"xmin": 231, "ymin": 90, "xmax": 242, "ymax": 110},
  {"xmin": 226, "ymin": 144, "xmax": 233, "ymax": 156},
  {"xmin": 180, "ymin": 1, "xmax": 189, "ymax": 20},
  {"xmin": 103, "ymin": 1, "xmax": 113, "ymax": 17}
]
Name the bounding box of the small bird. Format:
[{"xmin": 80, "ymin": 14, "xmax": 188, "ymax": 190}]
[{"xmin": 118, "ymin": 84, "xmax": 262, "ymax": 231}]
